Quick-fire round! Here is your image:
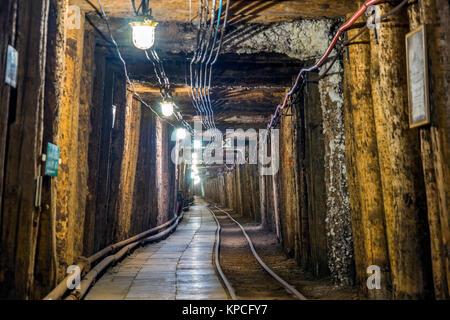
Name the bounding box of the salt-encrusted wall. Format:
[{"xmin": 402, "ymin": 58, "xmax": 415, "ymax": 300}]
[{"xmin": 319, "ymin": 60, "xmax": 353, "ymax": 286}]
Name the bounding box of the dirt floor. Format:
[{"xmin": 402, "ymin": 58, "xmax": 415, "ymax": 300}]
[{"xmin": 213, "ymin": 207, "xmax": 361, "ymax": 300}]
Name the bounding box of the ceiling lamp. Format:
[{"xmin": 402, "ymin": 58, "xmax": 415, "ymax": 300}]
[
  {"xmin": 160, "ymin": 100, "xmax": 174, "ymax": 117},
  {"xmin": 193, "ymin": 176, "xmax": 201, "ymax": 185},
  {"xmin": 129, "ymin": 0, "xmax": 158, "ymax": 50},
  {"xmin": 176, "ymin": 128, "xmax": 187, "ymax": 140}
]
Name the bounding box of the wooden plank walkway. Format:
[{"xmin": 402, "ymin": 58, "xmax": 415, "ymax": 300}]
[{"xmin": 85, "ymin": 201, "xmax": 227, "ymax": 300}]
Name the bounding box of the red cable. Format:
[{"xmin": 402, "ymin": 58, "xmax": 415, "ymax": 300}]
[{"xmin": 267, "ymin": 0, "xmax": 382, "ymax": 132}]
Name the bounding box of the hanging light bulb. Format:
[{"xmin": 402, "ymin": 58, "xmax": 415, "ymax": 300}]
[
  {"xmin": 160, "ymin": 100, "xmax": 174, "ymax": 117},
  {"xmin": 129, "ymin": 18, "xmax": 158, "ymax": 50},
  {"xmin": 129, "ymin": 1, "xmax": 158, "ymax": 50},
  {"xmin": 176, "ymin": 128, "xmax": 187, "ymax": 140},
  {"xmin": 194, "ymin": 140, "xmax": 202, "ymax": 149}
]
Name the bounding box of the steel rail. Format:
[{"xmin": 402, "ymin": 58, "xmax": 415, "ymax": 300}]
[
  {"xmin": 208, "ymin": 207, "xmax": 238, "ymax": 300},
  {"xmin": 210, "ymin": 205, "xmax": 307, "ymax": 300}
]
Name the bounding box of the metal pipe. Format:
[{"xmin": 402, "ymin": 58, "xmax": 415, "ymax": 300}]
[
  {"xmin": 43, "ymin": 211, "xmax": 180, "ymax": 300},
  {"xmin": 65, "ymin": 212, "xmax": 185, "ymax": 300}
]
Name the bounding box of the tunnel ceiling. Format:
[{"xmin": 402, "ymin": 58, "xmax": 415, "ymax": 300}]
[
  {"xmin": 77, "ymin": 0, "xmax": 357, "ymax": 125},
  {"xmin": 72, "ymin": 0, "xmax": 354, "ymax": 22}
]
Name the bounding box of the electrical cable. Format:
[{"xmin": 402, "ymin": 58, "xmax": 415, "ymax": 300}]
[
  {"xmin": 201, "ymin": 0, "xmax": 222, "ymax": 131},
  {"xmin": 266, "ymin": 0, "xmax": 382, "ymax": 132},
  {"xmin": 200, "ymin": 0, "xmax": 217, "ymax": 130},
  {"xmin": 206, "ymin": 0, "xmax": 230, "ymax": 132},
  {"xmin": 96, "ymin": 0, "xmax": 193, "ymax": 132},
  {"xmin": 266, "ymin": 0, "xmax": 410, "ymax": 133},
  {"xmin": 189, "ymin": 0, "xmax": 208, "ymax": 128}
]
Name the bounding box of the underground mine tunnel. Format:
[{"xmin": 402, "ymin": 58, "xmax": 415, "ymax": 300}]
[{"xmin": 0, "ymin": 0, "xmax": 449, "ymax": 303}]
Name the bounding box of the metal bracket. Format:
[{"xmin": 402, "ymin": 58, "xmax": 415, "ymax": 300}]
[
  {"xmin": 366, "ymin": 5, "xmax": 381, "ymax": 44},
  {"xmin": 35, "ymin": 176, "xmax": 43, "ymax": 208},
  {"xmin": 344, "ymin": 32, "xmax": 350, "ymax": 62}
]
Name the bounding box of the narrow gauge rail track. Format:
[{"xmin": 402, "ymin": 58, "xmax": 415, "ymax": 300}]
[{"xmin": 208, "ymin": 205, "xmax": 307, "ymax": 300}]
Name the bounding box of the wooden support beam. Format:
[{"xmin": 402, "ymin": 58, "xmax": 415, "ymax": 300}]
[
  {"xmin": 375, "ymin": 2, "xmax": 429, "ymax": 299},
  {"xmin": 35, "ymin": 0, "xmax": 68, "ymax": 299},
  {"xmin": 55, "ymin": 8, "xmax": 85, "ymax": 281},
  {"xmin": 0, "ymin": 0, "xmax": 50, "ymax": 299},
  {"xmin": 346, "ymin": 12, "xmax": 390, "ymax": 298},
  {"xmin": 344, "ymin": 51, "xmax": 366, "ymax": 292},
  {"xmin": 70, "ymin": 0, "xmax": 355, "ymax": 23},
  {"xmin": 408, "ymin": 0, "xmax": 449, "ymax": 299},
  {"xmin": 83, "ymin": 45, "xmax": 106, "ymax": 257},
  {"xmin": 156, "ymin": 117, "xmax": 171, "ymax": 225}
]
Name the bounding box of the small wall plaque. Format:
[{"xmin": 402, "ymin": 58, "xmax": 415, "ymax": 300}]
[
  {"xmin": 5, "ymin": 45, "xmax": 18, "ymax": 88},
  {"xmin": 406, "ymin": 25, "xmax": 430, "ymax": 128},
  {"xmin": 44, "ymin": 143, "xmax": 60, "ymax": 177}
]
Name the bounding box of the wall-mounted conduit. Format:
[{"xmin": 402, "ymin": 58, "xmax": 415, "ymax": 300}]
[{"xmin": 43, "ymin": 206, "xmax": 186, "ymax": 300}]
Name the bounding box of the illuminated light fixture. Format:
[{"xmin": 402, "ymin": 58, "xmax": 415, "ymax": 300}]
[
  {"xmin": 193, "ymin": 176, "xmax": 201, "ymax": 185},
  {"xmin": 160, "ymin": 100, "xmax": 174, "ymax": 117},
  {"xmin": 191, "ymin": 172, "xmax": 197, "ymax": 179},
  {"xmin": 129, "ymin": 1, "xmax": 158, "ymax": 50},
  {"xmin": 176, "ymin": 128, "xmax": 187, "ymax": 140},
  {"xmin": 192, "ymin": 153, "xmax": 198, "ymax": 160},
  {"xmin": 192, "ymin": 164, "xmax": 197, "ymax": 170},
  {"xmin": 130, "ymin": 19, "xmax": 158, "ymax": 50},
  {"xmin": 194, "ymin": 140, "xmax": 202, "ymax": 149}
]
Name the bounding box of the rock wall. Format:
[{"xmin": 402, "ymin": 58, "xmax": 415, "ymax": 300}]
[{"xmin": 319, "ymin": 60, "xmax": 353, "ymax": 286}]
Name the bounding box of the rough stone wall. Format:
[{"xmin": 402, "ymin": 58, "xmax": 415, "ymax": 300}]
[
  {"xmin": 224, "ymin": 20, "xmax": 340, "ymax": 61},
  {"xmin": 318, "ymin": 61, "xmax": 353, "ymax": 286}
]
